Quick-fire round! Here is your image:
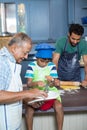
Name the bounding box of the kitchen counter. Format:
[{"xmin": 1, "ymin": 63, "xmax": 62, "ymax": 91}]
[
  {"xmin": 23, "ymin": 85, "xmax": 87, "ymax": 113},
  {"xmin": 62, "ymin": 87, "xmax": 87, "ymax": 112},
  {"xmin": 22, "ymin": 86, "xmax": 87, "ymax": 130}
]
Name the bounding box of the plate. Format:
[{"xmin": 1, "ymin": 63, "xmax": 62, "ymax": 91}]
[{"xmin": 28, "ymin": 91, "xmax": 59, "ymax": 104}]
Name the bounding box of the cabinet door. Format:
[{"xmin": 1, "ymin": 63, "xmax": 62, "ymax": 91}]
[
  {"xmin": 68, "ymin": 0, "xmax": 87, "ymax": 36},
  {"xmin": 68, "ymin": 0, "xmax": 75, "ymax": 24},
  {"xmin": 28, "ymin": 0, "xmax": 49, "ymax": 40}
]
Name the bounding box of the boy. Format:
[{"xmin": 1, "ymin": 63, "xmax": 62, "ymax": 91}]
[{"xmin": 25, "ymin": 43, "xmax": 64, "ymax": 130}]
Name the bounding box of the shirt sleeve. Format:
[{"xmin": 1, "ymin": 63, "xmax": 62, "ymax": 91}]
[
  {"xmin": 48, "ymin": 62, "xmax": 58, "ymax": 78},
  {"xmin": 81, "ymin": 40, "xmax": 87, "ymax": 55},
  {"xmin": 25, "ymin": 62, "xmax": 34, "ymax": 79},
  {"xmin": 0, "ymin": 58, "xmax": 11, "ymax": 90},
  {"xmin": 55, "ymin": 37, "xmax": 66, "ymax": 54}
]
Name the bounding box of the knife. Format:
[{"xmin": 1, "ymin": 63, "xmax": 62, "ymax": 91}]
[{"xmin": 44, "ymin": 81, "xmax": 49, "ymax": 93}]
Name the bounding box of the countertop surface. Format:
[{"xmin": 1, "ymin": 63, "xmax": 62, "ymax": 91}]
[
  {"xmin": 23, "ymin": 85, "xmax": 87, "ymax": 113},
  {"xmin": 61, "ymin": 87, "xmax": 87, "ymax": 112}
]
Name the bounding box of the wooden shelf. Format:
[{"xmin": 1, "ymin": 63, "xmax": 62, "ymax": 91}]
[{"xmin": 0, "ymin": 36, "xmax": 12, "ymax": 49}]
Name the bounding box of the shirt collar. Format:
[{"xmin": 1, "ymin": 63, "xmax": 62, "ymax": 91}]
[{"xmin": 0, "ymin": 47, "xmax": 16, "ymax": 63}]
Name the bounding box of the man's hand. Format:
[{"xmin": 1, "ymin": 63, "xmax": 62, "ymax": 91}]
[
  {"xmin": 81, "ymin": 80, "xmax": 87, "ymax": 87},
  {"xmin": 24, "ymin": 88, "xmax": 48, "ymax": 100}
]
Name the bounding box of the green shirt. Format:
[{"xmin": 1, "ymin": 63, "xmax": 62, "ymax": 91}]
[{"xmin": 55, "ymin": 37, "xmax": 87, "ymax": 60}]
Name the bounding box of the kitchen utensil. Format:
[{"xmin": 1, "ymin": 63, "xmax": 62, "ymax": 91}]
[
  {"xmin": 44, "ymin": 82, "xmax": 49, "ymax": 93},
  {"xmin": 60, "ymin": 81, "xmax": 81, "ymax": 86}
]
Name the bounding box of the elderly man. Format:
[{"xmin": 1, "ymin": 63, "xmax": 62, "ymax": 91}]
[{"xmin": 0, "ymin": 32, "xmax": 47, "ymax": 130}]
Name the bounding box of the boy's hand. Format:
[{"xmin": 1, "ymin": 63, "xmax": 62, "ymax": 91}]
[
  {"xmin": 37, "ymin": 81, "xmax": 45, "ymax": 87},
  {"xmin": 30, "ymin": 101, "xmax": 44, "ymax": 109},
  {"xmin": 45, "ymin": 76, "xmax": 60, "ymax": 87},
  {"xmin": 54, "ymin": 79, "xmax": 60, "ymax": 86},
  {"xmin": 45, "ymin": 76, "xmax": 53, "ymax": 82}
]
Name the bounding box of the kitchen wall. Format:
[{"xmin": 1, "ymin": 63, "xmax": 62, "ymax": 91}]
[
  {"xmin": 26, "ymin": 0, "xmax": 68, "ymax": 41},
  {"xmin": 0, "ymin": 0, "xmax": 87, "ymax": 38},
  {"xmin": 0, "ymin": 0, "xmax": 68, "ymax": 41}
]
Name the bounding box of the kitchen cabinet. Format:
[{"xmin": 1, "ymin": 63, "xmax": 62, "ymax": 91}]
[
  {"xmin": 68, "ymin": 0, "xmax": 87, "ymax": 36},
  {"xmin": 0, "ymin": 0, "xmax": 87, "ymax": 41},
  {"xmin": 0, "ymin": 0, "xmax": 68, "ymax": 41}
]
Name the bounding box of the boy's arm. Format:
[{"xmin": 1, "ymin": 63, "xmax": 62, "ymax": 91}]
[{"xmin": 27, "ymin": 78, "xmax": 45, "ymax": 88}]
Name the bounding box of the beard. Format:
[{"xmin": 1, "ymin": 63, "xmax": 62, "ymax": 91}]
[{"xmin": 70, "ymin": 42, "xmax": 78, "ymax": 47}]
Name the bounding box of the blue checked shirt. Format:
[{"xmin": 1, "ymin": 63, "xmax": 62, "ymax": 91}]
[{"xmin": 0, "ymin": 47, "xmax": 16, "ymax": 90}]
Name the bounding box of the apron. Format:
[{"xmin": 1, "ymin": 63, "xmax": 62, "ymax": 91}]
[
  {"xmin": 32, "ymin": 63, "xmax": 61, "ymax": 110},
  {"xmin": 58, "ymin": 40, "xmax": 81, "ymax": 81},
  {"xmin": 0, "ymin": 59, "xmax": 22, "ymax": 130}
]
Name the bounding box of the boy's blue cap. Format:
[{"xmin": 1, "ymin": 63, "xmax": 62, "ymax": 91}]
[{"xmin": 35, "ymin": 43, "xmax": 55, "ymax": 59}]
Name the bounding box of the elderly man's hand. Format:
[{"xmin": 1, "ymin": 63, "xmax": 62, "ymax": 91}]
[{"xmin": 24, "ymin": 88, "xmax": 48, "ymax": 100}]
